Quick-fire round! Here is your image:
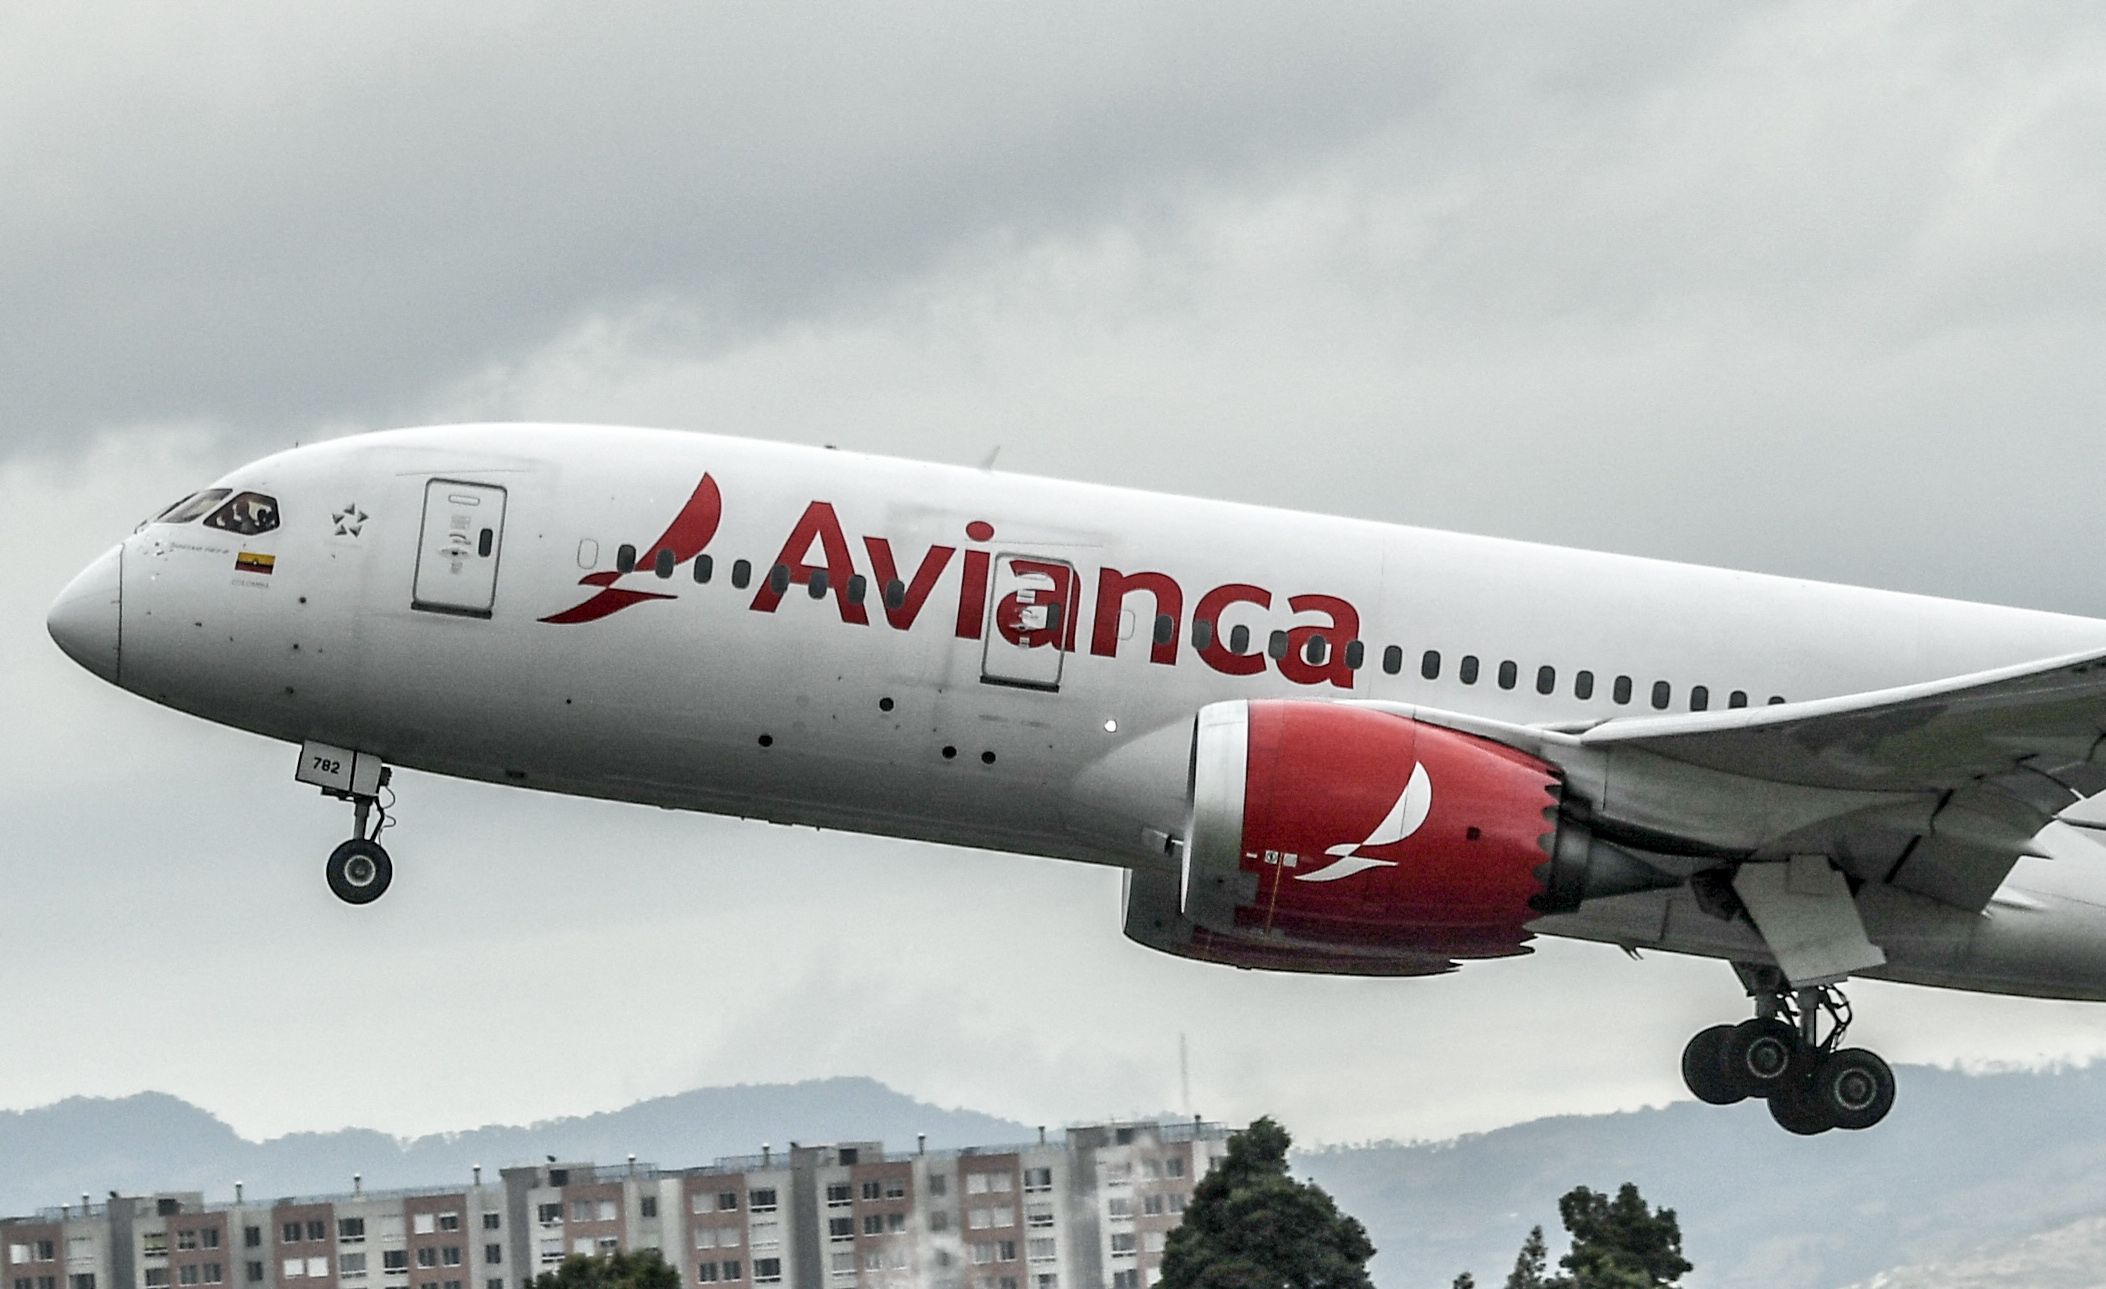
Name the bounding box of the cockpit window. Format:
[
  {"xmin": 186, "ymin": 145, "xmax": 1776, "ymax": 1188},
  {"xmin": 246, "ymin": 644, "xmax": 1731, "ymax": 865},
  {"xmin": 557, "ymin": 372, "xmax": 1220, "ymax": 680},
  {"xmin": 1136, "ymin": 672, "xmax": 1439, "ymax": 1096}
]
[
  {"xmin": 150, "ymin": 489, "xmax": 233, "ymax": 526},
  {"xmin": 202, "ymin": 491, "xmax": 281, "ymax": 536}
]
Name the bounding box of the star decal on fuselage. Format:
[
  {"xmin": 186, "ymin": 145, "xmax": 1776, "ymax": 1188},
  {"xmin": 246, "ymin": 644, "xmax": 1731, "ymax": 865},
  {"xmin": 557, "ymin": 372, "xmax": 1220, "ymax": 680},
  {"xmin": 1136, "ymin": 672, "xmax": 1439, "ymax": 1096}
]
[{"xmin": 333, "ymin": 505, "xmax": 368, "ymax": 537}]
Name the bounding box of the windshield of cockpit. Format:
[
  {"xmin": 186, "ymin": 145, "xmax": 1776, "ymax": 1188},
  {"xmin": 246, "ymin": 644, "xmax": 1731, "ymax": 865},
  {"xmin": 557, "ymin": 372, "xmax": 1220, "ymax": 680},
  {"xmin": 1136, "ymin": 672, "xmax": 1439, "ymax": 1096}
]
[{"xmin": 140, "ymin": 489, "xmax": 281, "ymax": 535}]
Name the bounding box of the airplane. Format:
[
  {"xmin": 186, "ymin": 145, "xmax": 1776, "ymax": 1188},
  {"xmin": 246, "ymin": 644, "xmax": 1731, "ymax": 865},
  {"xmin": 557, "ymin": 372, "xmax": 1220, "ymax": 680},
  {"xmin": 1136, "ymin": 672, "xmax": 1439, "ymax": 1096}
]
[{"xmin": 44, "ymin": 422, "xmax": 2106, "ymax": 1136}]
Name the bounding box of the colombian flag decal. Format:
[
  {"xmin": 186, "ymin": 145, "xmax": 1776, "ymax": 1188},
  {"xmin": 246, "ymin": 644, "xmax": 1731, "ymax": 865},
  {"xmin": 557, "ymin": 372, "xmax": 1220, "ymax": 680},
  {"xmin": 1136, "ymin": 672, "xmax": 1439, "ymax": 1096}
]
[{"xmin": 235, "ymin": 551, "xmax": 276, "ymax": 575}]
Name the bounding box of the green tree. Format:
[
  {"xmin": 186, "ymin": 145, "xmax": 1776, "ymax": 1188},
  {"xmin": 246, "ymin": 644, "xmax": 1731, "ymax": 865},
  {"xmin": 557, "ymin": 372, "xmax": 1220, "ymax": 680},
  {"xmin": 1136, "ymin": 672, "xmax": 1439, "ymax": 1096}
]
[
  {"xmin": 529, "ymin": 1249, "xmax": 681, "ymax": 1289},
  {"xmin": 1553, "ymin": 1184, "xmax": 1690, "ymax": 1288},
  {"xmin": 1452, "ymin": 1274, "xmax": 1477, "ymax": 1289},
  {"xmin": 1157, "ymin": 1116, "xmax": 1375, "ymax": 1289},
  {"xmin": 1504, "ymin": 1226, "xmax": 1549, "ymax": 1289}
]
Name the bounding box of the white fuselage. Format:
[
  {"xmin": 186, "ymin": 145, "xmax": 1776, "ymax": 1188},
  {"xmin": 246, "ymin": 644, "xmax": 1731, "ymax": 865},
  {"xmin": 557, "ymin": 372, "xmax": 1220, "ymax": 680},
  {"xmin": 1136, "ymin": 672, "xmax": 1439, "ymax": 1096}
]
[{"xmin": 76, "ymin": 424, "xmax": 2106, "ymax": 999}]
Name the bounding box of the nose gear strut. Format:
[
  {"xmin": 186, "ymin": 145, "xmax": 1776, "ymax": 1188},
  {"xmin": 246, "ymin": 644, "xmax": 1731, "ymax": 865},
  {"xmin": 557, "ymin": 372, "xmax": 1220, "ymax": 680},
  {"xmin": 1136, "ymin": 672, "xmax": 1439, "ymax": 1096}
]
[{"xmin": 296, "ymin": 740, "xmax": 397, "ymax": 905}]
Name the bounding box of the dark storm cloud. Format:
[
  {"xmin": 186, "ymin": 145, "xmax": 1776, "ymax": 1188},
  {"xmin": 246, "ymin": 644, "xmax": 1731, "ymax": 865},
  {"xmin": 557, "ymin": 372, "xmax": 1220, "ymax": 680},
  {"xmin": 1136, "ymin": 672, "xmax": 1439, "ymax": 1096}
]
[{"xmin": 1, "ymin": 1, "xmax": 1697, "ymax": 445}]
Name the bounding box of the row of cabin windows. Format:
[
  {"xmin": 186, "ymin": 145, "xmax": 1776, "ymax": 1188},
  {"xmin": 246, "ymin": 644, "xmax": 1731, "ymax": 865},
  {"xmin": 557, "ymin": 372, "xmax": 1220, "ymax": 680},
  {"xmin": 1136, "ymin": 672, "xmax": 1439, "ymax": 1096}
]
[{"xmin": 616, "ymin": 551, "xmax": 1783, "ymax": 711}]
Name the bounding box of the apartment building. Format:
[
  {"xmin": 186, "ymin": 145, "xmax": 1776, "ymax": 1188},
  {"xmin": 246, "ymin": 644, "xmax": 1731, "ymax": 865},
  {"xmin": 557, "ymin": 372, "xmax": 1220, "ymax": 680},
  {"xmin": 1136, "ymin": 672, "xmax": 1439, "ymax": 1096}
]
[{"xmin": 4, "ymin": 1122, "xmax": 1229, "ymax": 1289}]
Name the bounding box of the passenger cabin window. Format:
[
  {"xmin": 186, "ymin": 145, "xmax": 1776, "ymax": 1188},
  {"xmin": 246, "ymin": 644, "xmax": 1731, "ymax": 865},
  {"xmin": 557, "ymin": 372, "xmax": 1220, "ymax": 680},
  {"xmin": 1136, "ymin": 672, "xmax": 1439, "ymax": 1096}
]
[
  {"xmin": 1690, "ymin": 685, "xmax": 1709, "ymax": 711},
  {"xmin": 1497, "ymin": 660, "xmax": 1517, "ymax": 690},
  {"xmin": 1421, "ymin": 650, "xmax": 1440, "ymax": 680},
  {"xmin": 808, "ymin": 569, "xmax": 828, "ymax": 598},
  {"xmin": 1229, "ymin": 625, "xmax": 1250, "ymax": 654},
  {"xmin": 616, "ymin": 544, "xmax": 637, "ymax": 573},
  {"xmin": 1651, "ymin": 680, "xmax": 1672, "ymax": 710},
  {"xmin": 1536, "ymin": 665, "xmax": 1555, "ymax": 695},
  {"xmin": 1267, "ymin": 630, "xmax": 1289, "ymax": 659},
  {"xmin": 1382, "ymin": 645, "xmax": 1403, "ymax": 675},
  {"xmin": 1344, "ymin": 640, "xmax": 1365, "ymax": 670},
  {"xmin": 152, "ymin": 489, "xmax": 231, "ymax": 526},
  {"xmin": 1728, "ymin": 690, "xmax": 1747, "ymax": 708},
  {"xmin": 884, "ymin": 578, "xmax": 906, "ymax": 609},
  {"xmin": 1304, "ymin": 635, "xmax": 1327, "ymax": 665},
  {"xmin": 1613, "ymin": 675, "xmax": 1633, "ymax": 704},
  {"xmin": 202, "ymin": 492, "xmax": 279, "ymax": 536},
  {"xmin": 1459, "ymin": 655, "xmax": 1479, "ymax": 685},
  {"xmin": 770, "ymin": 564, "xmax": 791, "ymax": 594},
  {"xmin": 1154, "ymin": 614, "xmax": 1175, "ymax": 646},
  {"xmin": 1192, "ymin": 619, "xmax": 1214, "ymax": 650},
  {"xmin": 1574, "ymin": 670, "xmax": 1594, "ymax": 700},
  {"xmin": 655, "ymin": 548, "xmax": 674, "ymax": 578},
  {"xmin": 732, "ymin": 559, "xmax": 753, "ymax": 589},
  {"xmin": 1768, "ymin": 695, "xmax": 1787, "ymax": 705},
  {"xmin": 694, "ymin": 554, "xmax": 714, "ymax": 583}
]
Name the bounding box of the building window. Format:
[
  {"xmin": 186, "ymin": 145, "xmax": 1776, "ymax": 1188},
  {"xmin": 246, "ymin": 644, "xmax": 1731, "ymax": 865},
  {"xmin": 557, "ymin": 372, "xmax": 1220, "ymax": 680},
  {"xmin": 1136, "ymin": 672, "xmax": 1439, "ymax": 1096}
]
[
  {"xmin": 245, "ymin": 1268, "xmax": 264, "ymax": 1285},
  {"xmin": 639, "ymin": 1199, "xmax": 657, "ymax": 1221},
  {"xmin": 282, "ymin": 1228, "xmax": 305, "ymax": 1247},
  {"xmin": 1021, "ymin": 1170, "xmax": 1052, "ymax": 1194},
  {"xmin": 178, "ymin": 1268, "xmax": 200, "ymax": 1286},
  {"xmin": 859, "ymin": 1182, "xmax": 882, "ymax": 1202},
  {"xmin": 308, "ymin": 1226, "xmax": 327, "ymax": 1245},
  {"xmin": 861, "ymin": 1218, "xmax": 881, "ymax": 1237},
  {"xmin": 245, "ymin": 1230, "xmax": 262, "ymax": 1251},
  {"xmin": 339, "ymin": 1223, "xmax": 365, "ymax": 1244},
  {"xmin": 180, "ymin": 1233, "xmax": 201, "ymax": 1253},
  {"xmin": 144, "ymin": 1274, "xmax": 169, "ymax": 1289},
  {"xmin": 751, "ymin": 1261, "xmax": 779, "ymax": 1285},
  {"xmin": 828, "ymin": 1253, "xmax": 856, "ymax": 1274},
  {"xmin": 340, "ymin": 1255, "xmax": 368, "ymax": 1277},
  {"xmin": 884, "ymin": 1180, "xmax": 906, "ymax": 1200},
  {"xmin": 827, "ymin": 1219, "xmax": 854, "ymax": 1242},
  {"xmin": 720, "ymin": 1264, "xmax": 740, "ymax": 1283},
  {"xmin": 971, "ymin": 1246, "xmax": 993, "ymax": 1267},
  {"xmin": 483, "ymin": 1248, "xmax": 500, "ymax": 1267},
  {"xmin": 1025, "ymin": 1241, "xmax": 1055, "ymax": 1264},
  {"xmin": 443, "ymin": 1251, "xmax": 462, "ymax": 1268},
  {"xmin": 1036, "ymin": 1276, "xmax": 1058, "ymax": 1289},
  {"xmin": 69, "ymin": 1277, "xmax": 96, "ymax": 1289},
  {"xmin": 437, "ymin": 1219, "xmax": 459, "ymax": 1235},
  {"xmin": 383, "ymin": 1253, "xmax": 408, "ymax": 1272},
  {"xmin": 536, "ymin": 1208, "xmax": 561, "ymax": 1227},
  {"xmin": 929, "ymin": 1213, "xmax": 950, "ymax": 1233},
  {"xmin": 1106, "ymin": 1199, "xmax": 1132, "ymax": 1220},
  {"xmin": 1109, "ymin": 1234, "xmax": 1136, "ymax": 1255},
  {"xmin": 826, "ymin": 1186, "xmax": 852, "ymax": 1208},
  {"xmin": 1141, "ymin": 1197, "xmax": 1162, "ymax": 1217},
  {"xmin": 928, "ymin": 1177, "xmax": 948, "ymax": 1198},
  {"xmin": 1112, "ymin": 1272, "xmax": 1139, "ymax": 1289},
  {"xmin": 747, "ymin": 1192, "xmax": 776, "ymax": 1215},
  {"xmin": 417, "ymin": 1250, "xmax": 437, "ymax": 1269},
  {"xmin": 146, "ymin": 1236, "xmax": 170, "ymax": 1258},
  {"xmin": 997, "ymin": 1245, "xmax": 1016, "ymax": 1264},
  {"xmin": 884, "ymin": 1216, "xmax": 903, "ymax": 1235},
  {"xmin": 696, "ymin": 1268, "xmax": 719, "ymax": 1285},
  {"xmin": 1143, "ymin": 1233, "xmax": 1166, "ymax": 1254}
]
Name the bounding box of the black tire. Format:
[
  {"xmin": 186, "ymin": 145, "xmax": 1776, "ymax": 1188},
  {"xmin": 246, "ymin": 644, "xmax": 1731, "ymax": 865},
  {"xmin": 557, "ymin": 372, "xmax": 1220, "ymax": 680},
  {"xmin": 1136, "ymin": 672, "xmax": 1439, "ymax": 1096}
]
[
  {"xmin": 1681, "ymin": 1025, "xmax": 1744, "ymax": 1105},
  {"xmin": 327, "ymin": 838, "xmax": 393, "ymax": 905},
  {"xmin": 1723, "ymin": 1017, "xmax": 1806, "ymax": 1100},
  {"xmin": 1766, "ymin": 1075, "xmax": 1837, "ymax": 1135},
  {"xmin": 1808, "ymin": 1048, "xmax": 1895, "ymax": 1131}
]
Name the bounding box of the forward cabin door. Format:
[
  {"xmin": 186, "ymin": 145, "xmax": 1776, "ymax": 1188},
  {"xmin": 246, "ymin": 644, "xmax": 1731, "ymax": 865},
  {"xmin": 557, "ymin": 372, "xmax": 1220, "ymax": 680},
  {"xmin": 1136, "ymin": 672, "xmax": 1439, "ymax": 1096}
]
[
  {"xmin": 981, "ymin": 554, "xmax": 1077, "ymax": 691},
  {"xmin": 412, "ymin": 480, "xmax": 508, "ymax": 618}
]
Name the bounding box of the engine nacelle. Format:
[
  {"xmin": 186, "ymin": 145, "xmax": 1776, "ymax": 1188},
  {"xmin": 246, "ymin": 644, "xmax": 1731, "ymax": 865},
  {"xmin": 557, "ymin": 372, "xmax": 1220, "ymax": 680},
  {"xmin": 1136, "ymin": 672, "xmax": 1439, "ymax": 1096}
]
[{"xmin": 1179, "ymin": 700, "xmax": 1672, "ymax": 960}]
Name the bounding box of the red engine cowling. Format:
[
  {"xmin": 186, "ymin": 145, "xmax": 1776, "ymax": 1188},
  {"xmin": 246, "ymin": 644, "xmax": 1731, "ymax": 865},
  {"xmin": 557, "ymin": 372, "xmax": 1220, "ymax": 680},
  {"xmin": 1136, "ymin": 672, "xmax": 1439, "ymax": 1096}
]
[{"xmin": 1183, "ymin": 700, "xmax": 1563, "ymax": 960}]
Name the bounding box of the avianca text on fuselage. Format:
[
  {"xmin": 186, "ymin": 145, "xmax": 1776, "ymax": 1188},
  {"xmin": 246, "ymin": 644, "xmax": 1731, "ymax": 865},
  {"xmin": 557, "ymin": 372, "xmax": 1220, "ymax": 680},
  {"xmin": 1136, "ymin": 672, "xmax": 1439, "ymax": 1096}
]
[{"xmin": 545, "ymin": 477, "xmax": 1364, "ymax": 689}]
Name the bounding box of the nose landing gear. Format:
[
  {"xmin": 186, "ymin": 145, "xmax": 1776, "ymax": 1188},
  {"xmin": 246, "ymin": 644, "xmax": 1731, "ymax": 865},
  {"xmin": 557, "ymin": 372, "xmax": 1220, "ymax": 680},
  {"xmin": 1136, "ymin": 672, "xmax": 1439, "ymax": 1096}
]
[
  {"xmin": 297, "ymin": 740, "xmax": 396, "ymax": 905},
  {"xmin": 326, "ymin": 790, "xmax": 394, "ymax": 905},
  {"xmin": 1680, "ymin": 965, "xmax": 1896, "ymax": 1134}
]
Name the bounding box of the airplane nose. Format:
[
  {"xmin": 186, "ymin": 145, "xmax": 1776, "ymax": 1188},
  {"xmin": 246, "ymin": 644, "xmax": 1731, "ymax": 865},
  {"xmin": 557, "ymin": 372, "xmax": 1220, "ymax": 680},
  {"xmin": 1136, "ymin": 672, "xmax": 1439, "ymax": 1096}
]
[{"xmin": 48, "ymin": 544, "xmax": 123, "ymax": 684}]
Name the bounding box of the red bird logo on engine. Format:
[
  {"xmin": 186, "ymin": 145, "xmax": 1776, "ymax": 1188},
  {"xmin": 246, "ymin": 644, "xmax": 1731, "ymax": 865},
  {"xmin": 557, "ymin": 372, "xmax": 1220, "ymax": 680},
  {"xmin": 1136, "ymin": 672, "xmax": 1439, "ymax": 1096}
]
[{"xmin": 1293, "ymin": 762, "xmax": 1433, "ymax": 882}]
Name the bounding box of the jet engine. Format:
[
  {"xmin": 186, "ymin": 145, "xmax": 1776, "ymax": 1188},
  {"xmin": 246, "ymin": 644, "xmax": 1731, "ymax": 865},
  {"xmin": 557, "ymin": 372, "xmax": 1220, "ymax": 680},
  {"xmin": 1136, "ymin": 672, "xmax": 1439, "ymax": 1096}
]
[{"xmin": 1170, "ymin": 700, "xmax": 1674, "ymax": 962}]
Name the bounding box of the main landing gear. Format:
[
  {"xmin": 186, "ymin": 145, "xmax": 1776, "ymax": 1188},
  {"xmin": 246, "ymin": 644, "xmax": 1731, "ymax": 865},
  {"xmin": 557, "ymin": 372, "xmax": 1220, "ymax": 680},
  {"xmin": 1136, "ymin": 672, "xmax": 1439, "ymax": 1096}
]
[
  {"xmin": 1680, "ymin": 965, "xmax": 1896, "ymax": 1134},
  {"xmin": 297, "ymin": 740, "xmax": 396, "ymax": 905}
]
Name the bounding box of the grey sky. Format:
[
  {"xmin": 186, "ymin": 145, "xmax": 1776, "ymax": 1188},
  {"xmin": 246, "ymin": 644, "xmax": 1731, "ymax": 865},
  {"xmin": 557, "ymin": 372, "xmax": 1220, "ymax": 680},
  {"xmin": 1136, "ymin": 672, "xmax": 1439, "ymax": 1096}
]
[{"xmin": 9, "ymin": 2, "xmax": 2106, "ymax": 1148}]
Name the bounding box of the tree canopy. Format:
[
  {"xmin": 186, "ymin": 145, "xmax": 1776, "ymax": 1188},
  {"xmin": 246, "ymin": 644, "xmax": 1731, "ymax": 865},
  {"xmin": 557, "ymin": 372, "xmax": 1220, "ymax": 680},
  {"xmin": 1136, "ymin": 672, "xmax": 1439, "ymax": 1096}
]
[
  {"xmin": 1460, "ymin": 1183, "xmax": 1691, "ymax": 1289},
  {"xmin": 529, "ymin": 1249, "xmax": 682, "ymax": 1289},
  {"xmin": 1157, "ymin": 1116, "xmax": 1376, "ymax": 1289}
]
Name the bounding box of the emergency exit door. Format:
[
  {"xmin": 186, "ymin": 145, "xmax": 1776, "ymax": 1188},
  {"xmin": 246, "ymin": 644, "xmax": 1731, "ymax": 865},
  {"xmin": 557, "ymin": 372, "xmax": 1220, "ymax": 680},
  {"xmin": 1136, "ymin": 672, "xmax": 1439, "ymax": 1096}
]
[
  {"xmin": 412, "ymin": 480, "xmax": 508, "ymax": 618},
  {"xmin": 981, "ymin": 554, "xmax": 1077, "ymax": 691}
]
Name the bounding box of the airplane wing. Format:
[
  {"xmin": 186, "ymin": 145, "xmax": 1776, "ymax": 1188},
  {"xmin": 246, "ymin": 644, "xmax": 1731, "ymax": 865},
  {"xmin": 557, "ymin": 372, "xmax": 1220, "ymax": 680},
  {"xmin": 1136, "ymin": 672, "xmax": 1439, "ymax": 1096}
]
[{"xmin": 1568, "ymin": 645, "xmax": 2106, "ymax": 911}]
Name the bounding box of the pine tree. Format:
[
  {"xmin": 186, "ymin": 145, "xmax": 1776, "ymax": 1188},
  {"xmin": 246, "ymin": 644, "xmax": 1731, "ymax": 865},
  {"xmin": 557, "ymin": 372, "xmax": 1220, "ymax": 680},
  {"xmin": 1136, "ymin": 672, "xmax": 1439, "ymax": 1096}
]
[
  {"xmin": 1156, "ymin": 1116, "xmax": 1375, "ymax": 1289},
  {"xmin": 1452, "ymin": 1274, "xmax": 1477, "ymax": 1289},
  {"xmin": 1504, "ymin": 1226, "xmax": 1549, "ymax": 1289},
  {"xmin": 1553, "ymin": 1184, "xmax": 1690, "ymax": 1289}
]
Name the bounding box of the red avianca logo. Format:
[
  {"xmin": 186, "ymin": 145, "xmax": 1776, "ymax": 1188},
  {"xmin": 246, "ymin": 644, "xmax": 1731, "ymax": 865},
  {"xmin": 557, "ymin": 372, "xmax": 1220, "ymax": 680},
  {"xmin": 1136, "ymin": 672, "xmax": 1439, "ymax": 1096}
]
[{"xmin": 542, "ymin": 474, "xmax": 1364, "ymax": 691}]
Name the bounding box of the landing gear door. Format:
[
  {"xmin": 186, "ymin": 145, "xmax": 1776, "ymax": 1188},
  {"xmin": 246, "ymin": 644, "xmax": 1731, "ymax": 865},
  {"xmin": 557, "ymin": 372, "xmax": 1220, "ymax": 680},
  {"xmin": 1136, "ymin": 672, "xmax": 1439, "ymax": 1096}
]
[
  {"xmin": 981, "ymin": 554, "xmax": 1077, "ymax": 692},
  {"xmin": 412, "ymin": 480, "xmax": 508, "ymax": 618}
]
